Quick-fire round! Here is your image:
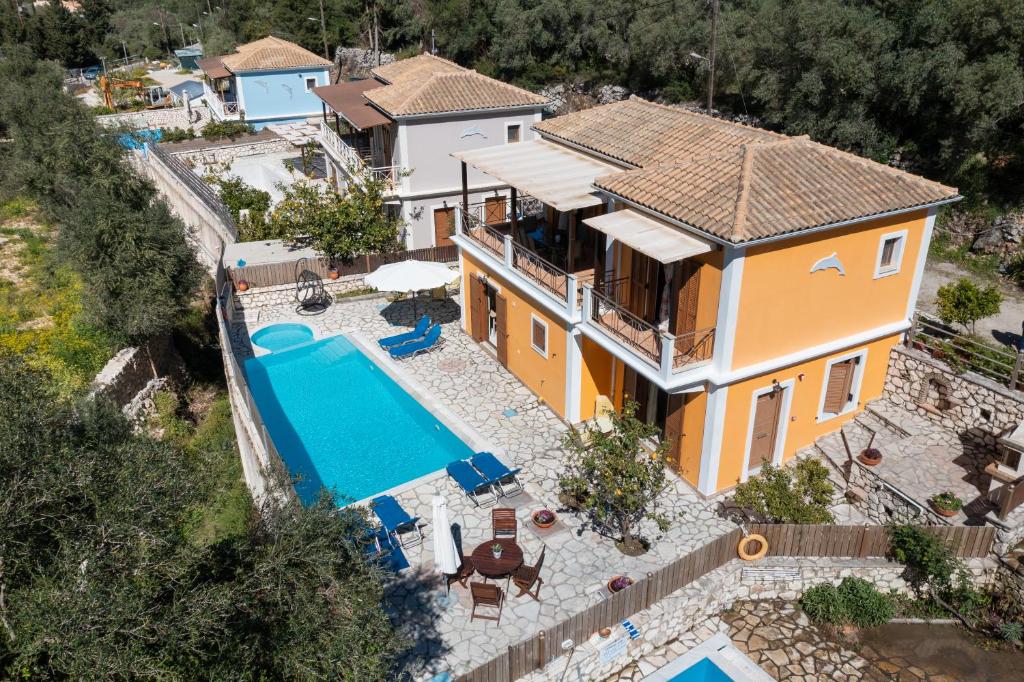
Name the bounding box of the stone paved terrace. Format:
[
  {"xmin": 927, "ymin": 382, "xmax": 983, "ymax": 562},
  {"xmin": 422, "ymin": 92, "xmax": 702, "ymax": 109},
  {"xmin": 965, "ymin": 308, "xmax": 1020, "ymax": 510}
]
[
  {"xmin": 812, "ymin": 399, "xmax": 996, "ymax": 524},
  {"xmin": 229, "ymin": 290, "xmax": 737, "ymax": 679}
]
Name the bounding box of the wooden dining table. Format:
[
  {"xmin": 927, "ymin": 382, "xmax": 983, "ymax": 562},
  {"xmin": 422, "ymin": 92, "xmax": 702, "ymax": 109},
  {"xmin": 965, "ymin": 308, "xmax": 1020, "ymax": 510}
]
[{"xmin": 470, "ymin": 537, "xmax": 524, "ymax": 580}]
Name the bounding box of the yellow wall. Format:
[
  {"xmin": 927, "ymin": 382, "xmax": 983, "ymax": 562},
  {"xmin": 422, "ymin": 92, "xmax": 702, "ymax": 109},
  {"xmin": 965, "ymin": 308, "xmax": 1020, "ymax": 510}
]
[
  {"xmin": 677, "ymin": 390, "xmax": 708, "ymax": 487},
  {"xmin": 731, "ymin": 210, "xmax": 927, "ymax": 369},
  {"xmin": 580, "ymin": 337, "xmax": 614, "ymax": 421},
  {"xmin": 715, "ymin": 333, "xmax": 898, "ymax": 490},
  {"xmin": 461, "ymin": 252, "xmax": 569, "ymax": 417}
]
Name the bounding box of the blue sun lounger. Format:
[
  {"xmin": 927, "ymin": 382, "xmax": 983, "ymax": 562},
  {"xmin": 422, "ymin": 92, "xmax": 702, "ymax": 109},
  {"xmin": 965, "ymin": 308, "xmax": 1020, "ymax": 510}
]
[
  {"xmin": 389, "ymin": 324, "xmax": 442, "ymax": 360},
  {"xmin": 471, "ymin": 452, "xmax": 524, "ymax": 497},
  {"xmin": 446, "ymin": 459, "xmax": 497, "ymax": 507},
  {"xmin": 370, "ymin": 495, "xmax": 423, "ymax": 549},
  {"xmin": 378, "ymin": 315, "xmax": 431, "ymax": 350}
]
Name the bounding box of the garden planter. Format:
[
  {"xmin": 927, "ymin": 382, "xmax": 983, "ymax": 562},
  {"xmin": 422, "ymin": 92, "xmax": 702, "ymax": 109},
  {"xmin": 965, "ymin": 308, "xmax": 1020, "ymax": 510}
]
[
  {"xmin": 607, "ymin": 576, "xmax": 634, "ymax": 594},
  {"xmin": 491, "ymin": 545, "xmax": 503, "ymax": 560},
  {"xmin": 930, "ymin": 493, "xmax": 963, "ymax": 517},
  {"xmin": 931, "ymin": 503, "xmax": 959, "ymax": 518},
  {"xmin": 328, "ymin": 268, "xmax": 340, "ymax": 280},
  {"xmin": 532, "ymin": 509, "xmax": 557, "ymax": 529},
  {"xmin": 858, "ymin": 448, "xmax": 882, "ymax": 467},
  {"xmin": 236, "ymin": 280, "xmax": 249, "ymax": 292}
]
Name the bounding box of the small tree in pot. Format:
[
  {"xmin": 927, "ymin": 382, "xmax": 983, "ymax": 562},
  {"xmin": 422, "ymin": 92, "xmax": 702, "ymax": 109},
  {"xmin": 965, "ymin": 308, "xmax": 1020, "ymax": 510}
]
[{"xmin": 559, "ymin": 401, "xmax": 671, "ymax": 555}]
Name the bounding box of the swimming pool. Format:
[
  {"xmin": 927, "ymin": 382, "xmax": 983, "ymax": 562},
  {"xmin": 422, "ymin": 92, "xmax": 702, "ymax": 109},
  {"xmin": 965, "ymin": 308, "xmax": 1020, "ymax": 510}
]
[
  {"xmin": 244, "ymin": 327, "xmax": 475, "ymax": 503},
  {"xmin": 251, "ymin": 323, "xmax": 315, "ymax": 353},
  {"xmin": 641, "ymin": 634, "xmax": 772, "ymax": 682}
]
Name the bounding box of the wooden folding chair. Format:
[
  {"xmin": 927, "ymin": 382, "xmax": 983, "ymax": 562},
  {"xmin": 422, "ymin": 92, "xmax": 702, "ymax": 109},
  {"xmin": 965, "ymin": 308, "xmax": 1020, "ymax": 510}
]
[
  {"xmin": 491, "ymin": 508, "xmax": 517, "ymax": 541},
  {"xmin": 470, "ymin": 582, "xmax": 504, "ymax": 623}
]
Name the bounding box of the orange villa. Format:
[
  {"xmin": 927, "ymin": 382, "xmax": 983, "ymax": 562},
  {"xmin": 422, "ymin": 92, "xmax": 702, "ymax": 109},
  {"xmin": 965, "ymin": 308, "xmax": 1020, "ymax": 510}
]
[{"xmin": 449, "ymin": 97, "xmax": 961, "ymax": 496}]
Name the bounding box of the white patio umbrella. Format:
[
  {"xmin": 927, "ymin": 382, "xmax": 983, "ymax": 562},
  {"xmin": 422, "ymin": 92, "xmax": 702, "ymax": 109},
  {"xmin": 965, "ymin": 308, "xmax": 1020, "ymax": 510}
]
[
  {"xmin": 432, "ymin": 494, "xmax": 461, "ymax": 577},
  {"xmin": 364, "ymin": 260, "xmax": 459, "ymax": 294}
]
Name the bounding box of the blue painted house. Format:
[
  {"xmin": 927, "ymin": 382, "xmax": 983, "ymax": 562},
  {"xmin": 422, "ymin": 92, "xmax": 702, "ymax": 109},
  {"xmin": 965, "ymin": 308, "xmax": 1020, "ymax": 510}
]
[{"xmin": 197, "ymin": 36, "xmax": 331, "ymax": 129}]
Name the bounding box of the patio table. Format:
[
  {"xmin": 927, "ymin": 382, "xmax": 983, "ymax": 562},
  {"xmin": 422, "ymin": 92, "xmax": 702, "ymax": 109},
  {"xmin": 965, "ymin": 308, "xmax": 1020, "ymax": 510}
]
[{"xmin": 471, "ymin": 538, "xmax": 524, "ymax": 579}]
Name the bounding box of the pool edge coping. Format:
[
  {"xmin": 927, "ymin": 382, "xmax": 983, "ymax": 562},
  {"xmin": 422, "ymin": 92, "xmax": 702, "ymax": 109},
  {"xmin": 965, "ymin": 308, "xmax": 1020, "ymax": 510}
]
[{"xmin": 639, "ymin": 633, "xmax": 774, "ymax": 682}]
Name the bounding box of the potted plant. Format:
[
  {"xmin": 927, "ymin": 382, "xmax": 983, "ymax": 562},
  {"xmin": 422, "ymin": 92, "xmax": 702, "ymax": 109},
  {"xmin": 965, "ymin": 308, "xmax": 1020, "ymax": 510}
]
[
  {"xmin": 930, "ymin": 491, "xmax": 963, "ymax": 517},
  {"xmin": 858, "ymin": 447, "xmax": 882, "ymax": 467},
  {"xmin": 237, "ymin": 279, "xmax": 249, "ymax": 292},
  {"xmin": 532, "ymin": 509, "xmax": 557, "ymax": 529},
  {"xmin": 328, "ymin": 266, "xmax": 340, "ymax": 280},
  {"xmin": 491, "ymin": 543, "xmax": 503, "ymax": 560},
  {"xmin": 607, "ymin": 575, "xmax": 634, "ymax": 594}
]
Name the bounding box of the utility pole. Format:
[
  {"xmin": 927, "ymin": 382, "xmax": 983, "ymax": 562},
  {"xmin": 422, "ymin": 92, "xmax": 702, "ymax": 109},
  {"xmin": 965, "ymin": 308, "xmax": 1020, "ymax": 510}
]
[
  {"xmin": 431, "ymin": 29, "xmax": 436, "ymax": 55},
  {"xmin": 707, "ymin": 0, "xmax": 718, "ymax": 113},
  {"xmin": 318, "ymin": 0, "xmax": 329, "ymax": 60},
  {"xmin": 373, "ymin": 1, "xmax": 380, "ymax": 66},
  {"xmin": 178, "ymin": 22, "xmax": 186, "ymax": 47},
  {"xmin": 157, "ymin": 11, "xmax": 170, "ymax": 57}
]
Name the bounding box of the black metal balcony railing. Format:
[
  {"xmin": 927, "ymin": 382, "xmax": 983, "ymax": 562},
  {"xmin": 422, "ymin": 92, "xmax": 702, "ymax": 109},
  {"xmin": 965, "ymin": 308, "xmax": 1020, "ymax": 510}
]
[
  {"xmin": 673, "ymin": 328, "xmax": 715, "ymax": 368},
  {"xmin": 511, "ymin": 242, "xmax": 569, "ymax": 301},
  {"xmin": 461, "ymin": 212, "xmax": 507, "ymax": 259}
]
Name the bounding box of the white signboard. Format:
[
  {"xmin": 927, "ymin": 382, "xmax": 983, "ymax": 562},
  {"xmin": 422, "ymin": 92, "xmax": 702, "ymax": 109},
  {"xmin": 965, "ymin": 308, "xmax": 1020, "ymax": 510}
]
[{"xmin": 599, "ymin": 636, "xmax": 628, "ymax": 664}]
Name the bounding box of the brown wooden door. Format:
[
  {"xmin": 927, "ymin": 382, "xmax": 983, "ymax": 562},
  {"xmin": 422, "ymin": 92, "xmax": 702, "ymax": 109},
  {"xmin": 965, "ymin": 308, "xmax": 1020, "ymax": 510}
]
[
  {"xmin": 469, "ymin": 276, "xmax": 487, "ymax": 342},
  {"xmin": 823, "ymin": 359, "xmax": 856, "ymax": 414},
  {"xmin": 434, "ymin": 207, "xmax": 455, "ymax": 247},
  {"xmin": 663, "ymin": 393, "xmax": 687, "ymax": 470},
  {"xmin": 750, "ymin": 390, "xmax": 783, "ymax": 471},
  {"xmin": 494, "ymin": 292, "xmax": 508, "ymax": 367},
  {"xmin": 484, "ymin": 196, "xmax": 507, "ymax": 225},
  {"xmin": 628, "ymin": 250, "xmax": 658, "ymax": 321}
]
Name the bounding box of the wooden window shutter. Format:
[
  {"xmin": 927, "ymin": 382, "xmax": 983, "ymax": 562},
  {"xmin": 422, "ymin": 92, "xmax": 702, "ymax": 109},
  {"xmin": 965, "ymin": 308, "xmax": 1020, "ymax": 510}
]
[
  {"xmin": 823, "ymin": 360, "xmax": 855, "ymax": 414},
  {"xmin": 469, "ymin": 276, "xmax": 487, "ymax": 342},
  {"xmin": 494, "ymin": 293, "xmax": 508, "ymax": 367},
  {"xmin": 484, "ymin": 196, "xmax": 507, "ymax": 225}
]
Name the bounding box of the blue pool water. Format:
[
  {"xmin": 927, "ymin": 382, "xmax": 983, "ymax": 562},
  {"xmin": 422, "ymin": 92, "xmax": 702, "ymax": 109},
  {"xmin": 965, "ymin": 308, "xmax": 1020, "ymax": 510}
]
[
  {"xmin": 669, "ymin": 659, "xmax": 732, "ymax": 682},
  {"xmin": 251, "ymin": 323, "xmax": 315, "ymax": 352},
  {"xmin": 244, "ymin": 333, "xmax": 474, "ymax": 503}
]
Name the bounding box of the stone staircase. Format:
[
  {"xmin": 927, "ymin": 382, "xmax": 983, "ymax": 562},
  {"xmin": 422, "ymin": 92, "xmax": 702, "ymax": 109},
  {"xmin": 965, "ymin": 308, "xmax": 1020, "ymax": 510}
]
[{"xmin": 813, "ymin": 399, "xmax": 937, "ymax": 475}]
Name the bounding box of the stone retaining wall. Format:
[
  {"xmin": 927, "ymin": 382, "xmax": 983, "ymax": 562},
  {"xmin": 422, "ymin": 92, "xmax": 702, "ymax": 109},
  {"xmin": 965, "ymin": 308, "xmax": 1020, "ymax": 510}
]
[
  {"xmin": 170, "ymin": 137, "xmax": 294, "ymax": 167},
  {"xmin": 847, "ymin": 463, "xmax": 931, "ymax": 526},
  {"xmin": 89, "ymin": 336, "xmax": 182, "ymax": 414},
  {"xmin": 233, "ymin": 274, "xmax": 461, "ymax": 312},
  {"xmin": 884, "ymin": 345, "xmax": 1024, "ymax": 448},
  {"xmin": 522, "ymin": 556, "xmax": 995, "ymax": 682},
  {"xmin": 96, "ymin": 105, "xmax": 210, "ymax": 131}
]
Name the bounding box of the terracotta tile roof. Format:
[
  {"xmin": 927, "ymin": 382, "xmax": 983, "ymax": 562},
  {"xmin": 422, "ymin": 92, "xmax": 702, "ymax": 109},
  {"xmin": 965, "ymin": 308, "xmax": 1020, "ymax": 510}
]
[
  {"xmin": 365, "ymin": 53, "xmax": 548, "ymax": 116},
  {"xmin": 535, "ymin": 97, "xmax": 781, "ymax": 167},
  {"xmin": 370, "ymin": 53, "xmax": 466, "ymax": 84},
  {"xmin": 595, "ymin": 137, "xmax": 958, "ymax": 243},
  {"xmin": 218, "ymin": 36, "xmax": 331, "ymax": 73}
]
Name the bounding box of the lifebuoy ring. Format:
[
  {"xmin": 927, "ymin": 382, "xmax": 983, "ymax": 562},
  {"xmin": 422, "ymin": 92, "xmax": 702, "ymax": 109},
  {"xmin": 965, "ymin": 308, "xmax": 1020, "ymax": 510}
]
[{"xmin": 738, "ymin": 534, "xmax": 768, "ymax": 561}]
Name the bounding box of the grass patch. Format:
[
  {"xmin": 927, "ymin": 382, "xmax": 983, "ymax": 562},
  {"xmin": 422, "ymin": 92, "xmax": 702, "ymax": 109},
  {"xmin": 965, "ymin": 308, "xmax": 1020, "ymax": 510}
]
[
  {"xmin": 928, "ymin": 231, "xmax": 1002, "ymax": 281},
  {"xmin": 0, "ymin": 196, "xmax": 34, "ymax": 220},
  {"xmin": 0, "ymin": 208, "xmax": 114, "ymax": 395}
]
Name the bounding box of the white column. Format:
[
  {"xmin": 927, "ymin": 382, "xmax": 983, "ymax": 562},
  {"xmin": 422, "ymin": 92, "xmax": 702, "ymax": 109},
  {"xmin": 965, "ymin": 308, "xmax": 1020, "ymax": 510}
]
[
  {"xmin": 697, "ymin": 383, "xmax": 729, "ymax": 496},
  {"xmin": 565, "ymin": 328, "xmax": 584, "ymax": 424}
]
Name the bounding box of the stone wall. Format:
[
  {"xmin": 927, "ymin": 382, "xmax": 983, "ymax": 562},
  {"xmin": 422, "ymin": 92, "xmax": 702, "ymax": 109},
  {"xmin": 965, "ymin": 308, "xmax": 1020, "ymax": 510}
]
[
  {"xmin": 847, "ymin": 463, "xmax": 932, "ymax": 526},
  {"xmin": 170, "ymin": 137, "xmax": 294, "ymax": 167},
  {"xmin": 884, "ymin": 345, "xmax": 1024, "ymax": 448},
  {"xmin": 232, "ymin": 273, "xmax": 460, "ymax": 313},
  {"xmin": 96, "ymin": 105, "xmax": 210, "ymax": 131},
  {"xmin": 89, "ymin": 336, "xmax": 182, "ymax": 414},
  {"xmin": 521, "ymin": 556, "xmax": 995, "ymax": 682}
]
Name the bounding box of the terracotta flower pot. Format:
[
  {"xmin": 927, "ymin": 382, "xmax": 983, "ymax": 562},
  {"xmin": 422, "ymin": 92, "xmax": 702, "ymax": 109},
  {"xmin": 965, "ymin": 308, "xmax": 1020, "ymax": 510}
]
[
  {"xmin": 931, "ymin": 503, "xmax": 959, "ymax": 518},
  {"xmin": 328, "ymin": 269, "xmax": 340, "ymax": 280},
  {"xmin": 858, "ymin": 448, "xmax": 882, "ymax": 467},
  {"xmin": 607, "ymin": 576, "xmax": 633, "ymax": 594},
  {"xmin": 532, "ymin": 510, "xmax": 557, "ymax": 529},
  {"xmin": 237, "ymin": 280, "xmax": 249, "ymax": 292}
]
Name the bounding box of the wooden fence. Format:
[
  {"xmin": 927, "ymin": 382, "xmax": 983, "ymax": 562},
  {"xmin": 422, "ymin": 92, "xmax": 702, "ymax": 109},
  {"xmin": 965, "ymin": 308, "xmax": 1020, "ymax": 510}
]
[
  {"xmin": 746, "ymin": 523, "xmax": 995, "ymax": 559},
  {"xmin": 227, "ymin": 244, "xmax": 459, "ymax": 289},
  {"xmin": 455, "ymin": 523, "xmax": 995, "ymax": 682}
]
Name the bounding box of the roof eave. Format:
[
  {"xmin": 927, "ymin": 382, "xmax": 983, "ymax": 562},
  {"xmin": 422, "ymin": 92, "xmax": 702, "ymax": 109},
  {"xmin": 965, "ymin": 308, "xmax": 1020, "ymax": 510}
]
[
  {"xmin": 533, "ymin": 129, "xmax": 639, "ymax": 170},
  {"xmin": 380, "ymin": 102, "xmax": 549, "ymax": 121},
  {"xmin": 594, "ymin": 188, "xmax": 962, "ymax": 248}
]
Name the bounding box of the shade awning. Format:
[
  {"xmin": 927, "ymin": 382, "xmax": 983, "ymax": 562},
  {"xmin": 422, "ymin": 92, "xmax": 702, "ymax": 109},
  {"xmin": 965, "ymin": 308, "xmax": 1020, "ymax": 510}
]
[
  {"xmin": 584, "ymin": 208, "xmax": 713, "ymax": 264},
  {"xmin": 452, "ymin": 139, "xmax": 622, "ymax": 212},
  {"xmin": 313, "ymin": 79, "xmax": 391, "ymax": 131},
  {"xmin": 196, "ymin": 56, "xmax": 231, "ymax": 79}
]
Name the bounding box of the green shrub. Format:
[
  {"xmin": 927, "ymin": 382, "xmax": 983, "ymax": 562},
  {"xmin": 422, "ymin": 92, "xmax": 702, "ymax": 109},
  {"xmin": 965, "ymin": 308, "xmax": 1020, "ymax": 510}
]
[
  {"xmin": 732, "ymin": 459, "xmax": 835, "ymax": 524},
  {"xmin": 838, "ymin": 577, "xmax": 894, "ymax": 627},
  {"xmin": 888, "ymin": 525, "xmax": 960, "ymax": 596},
  {"xmin": 801, "ymin": 577, "xmax": 893, "ymax": 628},
  {"xmin": 160, "ymin": 127, "xmax": 196, "ymax": 143},
  {"xmin": 201, "ymin": 119, "xmax": 255, "ymax": 140},
  {"xmin": 999, "ymin": 622, "xmax": 1023, "ymax": 644},
  {"xmin": 0, "ymin": 196, "xmax": 33, "ymax": 221},
  {"xmin": 800, "ymin": 583, "xmax": 847, "ymax": 625},
  {"xmin": 935, "ymin": 278, "xmax": 1002, "ymax": 334}
]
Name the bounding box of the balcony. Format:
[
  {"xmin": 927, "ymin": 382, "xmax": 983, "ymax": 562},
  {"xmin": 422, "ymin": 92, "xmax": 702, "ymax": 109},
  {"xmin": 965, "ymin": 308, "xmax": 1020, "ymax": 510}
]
[
  {"xmin": 206, "ymin": 91, "xmax": 241, "ymax": 120},
  {"xmin": 319, "ymin": 121, "xmax": 399, "ymax": 192},
  {"xmin": 582, "ymin": 284, "xmax": 714, "ymax": 378}
]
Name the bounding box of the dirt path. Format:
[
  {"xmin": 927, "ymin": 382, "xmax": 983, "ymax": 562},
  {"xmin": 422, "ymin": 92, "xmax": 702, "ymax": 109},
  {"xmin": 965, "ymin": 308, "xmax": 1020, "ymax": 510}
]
[{"xmin": 918, "ymin": 260, "xmax": 1024, "ymax": 349}]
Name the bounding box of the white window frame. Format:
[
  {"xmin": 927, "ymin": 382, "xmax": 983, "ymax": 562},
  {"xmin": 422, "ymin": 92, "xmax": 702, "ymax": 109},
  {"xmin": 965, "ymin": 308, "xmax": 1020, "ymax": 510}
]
[
  {"xmin": 530, "ymin": 313, "xmax": 548, "ymax": 358},
  {"xmin": 741, "ymin": 379, "xmax": 795, "ymax": 482},
  {"xmin": 873, "ymin": 229, "xmax": 908, "ymax": 279},
  {"xmin": 816, "ymin": 348, "xmax": 869, "ymax": 423},
  {"xmin": 505, "ymin": 121, "xmax": 523, "ymax": 144},
  {"xmin": 304, "ymin": 76, "xmax": 318, "ymax": 92}
]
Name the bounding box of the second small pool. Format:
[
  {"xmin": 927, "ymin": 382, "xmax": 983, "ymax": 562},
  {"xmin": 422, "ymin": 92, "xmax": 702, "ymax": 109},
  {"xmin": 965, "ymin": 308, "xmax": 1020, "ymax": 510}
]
[{"xmin": 251, "ymin": 323, "xmax": 315, "ymax": 353}]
